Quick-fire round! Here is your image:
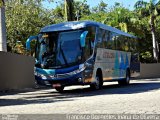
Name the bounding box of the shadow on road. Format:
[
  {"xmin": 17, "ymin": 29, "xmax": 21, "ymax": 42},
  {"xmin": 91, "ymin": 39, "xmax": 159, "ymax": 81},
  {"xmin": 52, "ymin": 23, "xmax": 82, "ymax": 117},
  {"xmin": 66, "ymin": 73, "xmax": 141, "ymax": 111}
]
[
  {"xmin": 62, "ymin": 80, "xmax": 160, "ymax": 95},
  {"xmin": 0, "ymin": 79, "xmax": 160, "ymax": 107}
]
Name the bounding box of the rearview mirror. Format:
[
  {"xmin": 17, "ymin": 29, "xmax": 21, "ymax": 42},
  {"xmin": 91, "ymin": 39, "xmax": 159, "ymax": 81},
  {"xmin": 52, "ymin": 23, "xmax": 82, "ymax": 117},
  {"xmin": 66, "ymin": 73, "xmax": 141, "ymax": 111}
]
[
  {"xmin": 80, "ymin": 31, "xmax": 88, "ymax": 47},
  {"xmin": 26, "ymin": 36, "xmax": 37, "ymax": 50}
]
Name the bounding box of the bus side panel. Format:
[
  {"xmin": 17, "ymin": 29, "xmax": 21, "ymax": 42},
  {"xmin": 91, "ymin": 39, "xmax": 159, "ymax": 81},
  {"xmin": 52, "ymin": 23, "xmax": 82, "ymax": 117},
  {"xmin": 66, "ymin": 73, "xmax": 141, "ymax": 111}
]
[{"xmin": 94, "ymin": 48, "xmax": 131, "ymax": 81}]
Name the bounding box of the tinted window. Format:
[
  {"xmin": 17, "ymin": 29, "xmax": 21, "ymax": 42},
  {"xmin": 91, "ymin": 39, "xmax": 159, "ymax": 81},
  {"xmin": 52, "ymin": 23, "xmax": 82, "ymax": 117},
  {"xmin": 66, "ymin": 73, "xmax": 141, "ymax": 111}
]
[{"xmin": 84, "ymin": 26, "xmax": 96, "ymax": 60}]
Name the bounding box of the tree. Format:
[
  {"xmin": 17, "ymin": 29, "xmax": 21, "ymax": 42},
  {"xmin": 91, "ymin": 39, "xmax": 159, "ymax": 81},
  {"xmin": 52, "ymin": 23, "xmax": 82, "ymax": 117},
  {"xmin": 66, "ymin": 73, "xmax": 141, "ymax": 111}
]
[
  {"xmin": 135, "ymin": 0, "xmax": 160, "ymax": 62},
  {"xmin": 103, "ymin": 3, "xmax": 133, "ymax": 33},
  {"xmin": 73, "ymin": 0, "xmax": 90, "ymax": 21},
  {"xmin": 0, "ymin": 0, "xmax": 7, "ymax": 51},
  {"xmin": 5, "ymin": 0, "xmax": 54, "ymax": 53},
  {"xmin": 53, "ymin": 0, "xmax": 90, "ymax": 21},
  {"xmin": 52, "ymin": 2, "xmax": 65, "ymax": 23},
  {"xmin": 65, "ymin": 0, "xmax": 74, "ymax": 21},
  {"xmin": 81, "ymin": 0, "xmax": 108, "ymax": 22},
  {"xmin": 92, "ymin": 0, "xmax": 108, "ymax": 13}
]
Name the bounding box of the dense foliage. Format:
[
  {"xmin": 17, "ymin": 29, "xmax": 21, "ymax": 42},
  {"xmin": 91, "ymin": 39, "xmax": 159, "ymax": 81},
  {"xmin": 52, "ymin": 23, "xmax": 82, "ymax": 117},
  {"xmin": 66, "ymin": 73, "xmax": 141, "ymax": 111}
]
[{"xmin": 5, "ymin": 0, "xmax": 160, "ymax": 63}]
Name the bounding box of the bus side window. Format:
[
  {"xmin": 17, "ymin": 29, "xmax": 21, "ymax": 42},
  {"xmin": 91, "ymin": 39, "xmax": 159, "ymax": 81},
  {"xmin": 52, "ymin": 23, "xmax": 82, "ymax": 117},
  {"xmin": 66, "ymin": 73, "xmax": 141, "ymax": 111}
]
[
  {"xmin": 106, "ymin": 31, "xmax": 116, "ymax": 49},
  {"xmin": 97, "ymin": 29, "xmax": 108, "ymax": 49},
  {"xmin": 103, "ymin": 30, "xmax": 108, "ymax": 48}
]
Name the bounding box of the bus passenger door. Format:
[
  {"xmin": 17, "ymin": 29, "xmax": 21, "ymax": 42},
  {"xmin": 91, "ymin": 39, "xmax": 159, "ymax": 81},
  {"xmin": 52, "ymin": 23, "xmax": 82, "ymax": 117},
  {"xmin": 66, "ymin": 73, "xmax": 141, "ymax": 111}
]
[{"xmin": 84, "ymin": 58, "xmax": 95, "ymax": 83}]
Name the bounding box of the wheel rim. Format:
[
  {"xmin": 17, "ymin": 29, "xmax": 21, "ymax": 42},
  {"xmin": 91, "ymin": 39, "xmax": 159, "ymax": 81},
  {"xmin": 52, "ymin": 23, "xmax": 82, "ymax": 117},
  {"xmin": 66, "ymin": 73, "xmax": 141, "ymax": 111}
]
[
  {"xmin": 95, "ymin": 76, "xmax": 100, "ymax": 89},
  {"xmin": 126, "ymin": 73, "xmax": 130, "ymax": 83}
]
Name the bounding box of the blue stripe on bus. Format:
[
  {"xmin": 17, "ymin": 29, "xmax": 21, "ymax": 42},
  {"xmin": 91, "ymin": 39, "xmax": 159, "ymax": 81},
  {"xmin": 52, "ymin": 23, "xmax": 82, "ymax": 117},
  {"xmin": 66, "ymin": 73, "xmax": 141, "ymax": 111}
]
[{"xmin": 36, "ymin": 68, "xmax": 55, "ymax": 75}]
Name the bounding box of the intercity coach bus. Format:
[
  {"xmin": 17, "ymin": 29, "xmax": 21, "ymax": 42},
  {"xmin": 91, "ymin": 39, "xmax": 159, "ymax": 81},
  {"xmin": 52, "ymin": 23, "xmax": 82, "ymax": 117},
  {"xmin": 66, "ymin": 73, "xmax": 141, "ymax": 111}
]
[{"xmin": 26, "ymin": 21, "xmax": 140, "ymax": 92}]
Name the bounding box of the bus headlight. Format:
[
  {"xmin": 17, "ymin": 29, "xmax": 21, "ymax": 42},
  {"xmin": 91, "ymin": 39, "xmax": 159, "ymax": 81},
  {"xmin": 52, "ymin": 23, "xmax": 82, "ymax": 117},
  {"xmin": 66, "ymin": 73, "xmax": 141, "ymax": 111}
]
[
  {"xmin": 35, "ymin": 72, "xmax": 47, "ymax": 80},
  {"xmin": 41, "ymin": 75, "xmax": 47, "ymax": 79},
  {"xmin": 79, "ymin": 64, "xmax": 85, "ymax": 71}
]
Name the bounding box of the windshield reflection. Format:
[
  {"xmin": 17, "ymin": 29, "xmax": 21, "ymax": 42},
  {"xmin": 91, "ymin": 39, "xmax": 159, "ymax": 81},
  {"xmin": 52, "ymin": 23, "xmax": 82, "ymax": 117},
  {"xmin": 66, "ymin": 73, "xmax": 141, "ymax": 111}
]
[{"xmin": 36, "ymin": 30, "xmax": 83, "ymax": 69}]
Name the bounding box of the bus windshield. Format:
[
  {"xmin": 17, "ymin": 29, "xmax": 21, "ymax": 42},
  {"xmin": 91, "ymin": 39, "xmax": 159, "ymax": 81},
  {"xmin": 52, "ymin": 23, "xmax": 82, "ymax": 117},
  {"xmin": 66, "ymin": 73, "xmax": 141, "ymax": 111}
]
[{"xmin": 36, "ymin": 30, "xmax": 82, "ymax": 69}]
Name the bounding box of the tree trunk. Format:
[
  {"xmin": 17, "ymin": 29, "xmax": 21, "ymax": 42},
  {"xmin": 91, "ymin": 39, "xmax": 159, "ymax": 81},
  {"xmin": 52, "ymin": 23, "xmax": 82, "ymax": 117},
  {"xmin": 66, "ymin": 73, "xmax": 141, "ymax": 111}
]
[
  {"xmin": 0, "ymin": 6, "xmax": 7, "ymax": 51},
  {"xmin": 150, "ymin": 15, "xmax": 158, "ymax": 62},
  {"xmin": 65, "ymin": 0, "xmax": 74, "ymax": 21}
]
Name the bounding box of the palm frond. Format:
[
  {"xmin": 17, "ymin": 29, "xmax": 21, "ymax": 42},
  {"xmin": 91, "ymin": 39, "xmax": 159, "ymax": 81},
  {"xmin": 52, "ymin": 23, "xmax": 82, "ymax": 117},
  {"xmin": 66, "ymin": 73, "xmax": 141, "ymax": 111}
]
[{"xmin": 134, "ymin": 0, "xmax": 148, "ymax": 9}]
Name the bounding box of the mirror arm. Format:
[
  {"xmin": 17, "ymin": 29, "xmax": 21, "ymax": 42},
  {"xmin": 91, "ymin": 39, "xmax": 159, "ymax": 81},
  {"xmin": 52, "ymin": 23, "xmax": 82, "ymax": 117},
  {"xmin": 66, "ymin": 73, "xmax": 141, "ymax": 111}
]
[{"xmin": 26, "ymin": 36, "xmax": 37, "ymax": 50}]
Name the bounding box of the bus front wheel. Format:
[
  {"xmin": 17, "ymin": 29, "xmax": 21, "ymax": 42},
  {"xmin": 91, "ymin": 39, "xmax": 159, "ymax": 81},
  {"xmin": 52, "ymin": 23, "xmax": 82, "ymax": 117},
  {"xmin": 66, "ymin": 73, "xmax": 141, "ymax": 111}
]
[
  {"xmin": 90, "ymin": 74, "xmax": 103, "ymax": 90},
  {"xmin": 55, "ymin": 86, "xmax": 64, "ymax": 93}
]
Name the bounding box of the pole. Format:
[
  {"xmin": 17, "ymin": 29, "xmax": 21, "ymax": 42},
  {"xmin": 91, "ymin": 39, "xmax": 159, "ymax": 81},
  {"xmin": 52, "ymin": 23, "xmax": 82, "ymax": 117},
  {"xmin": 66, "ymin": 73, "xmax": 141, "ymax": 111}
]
[{"xmin": 0, "ymin": 0, "xmax": 7, "ymax": 51}]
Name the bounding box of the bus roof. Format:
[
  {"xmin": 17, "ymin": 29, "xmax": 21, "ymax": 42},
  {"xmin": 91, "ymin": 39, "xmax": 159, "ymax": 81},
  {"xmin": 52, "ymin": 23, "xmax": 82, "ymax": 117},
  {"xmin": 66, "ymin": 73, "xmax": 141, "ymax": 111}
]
[{"xmin": 40, "ymin": 21, "xmax": 136, "ymax": 38}]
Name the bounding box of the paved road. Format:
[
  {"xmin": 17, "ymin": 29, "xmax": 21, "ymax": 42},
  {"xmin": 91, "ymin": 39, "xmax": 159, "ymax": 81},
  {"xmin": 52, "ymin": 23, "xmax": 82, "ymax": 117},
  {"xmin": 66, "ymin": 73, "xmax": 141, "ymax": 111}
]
[{"xmin": 0, "ymin": 78, "xmax": 160, "ymax": 114}]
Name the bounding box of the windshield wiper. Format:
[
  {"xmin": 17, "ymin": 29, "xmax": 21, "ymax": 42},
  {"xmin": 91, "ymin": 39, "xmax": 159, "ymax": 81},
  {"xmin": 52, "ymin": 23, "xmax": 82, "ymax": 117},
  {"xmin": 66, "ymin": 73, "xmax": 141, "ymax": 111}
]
[{"xmin": 60, "ymin": 42, "xmax": 68, "ymax": 66}]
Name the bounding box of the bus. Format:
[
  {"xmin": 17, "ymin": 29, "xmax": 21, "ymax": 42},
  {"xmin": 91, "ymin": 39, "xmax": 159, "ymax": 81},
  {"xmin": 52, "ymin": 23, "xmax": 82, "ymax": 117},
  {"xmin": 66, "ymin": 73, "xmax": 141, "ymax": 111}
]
[{"xmin": 26, "ymin": 21, "xmax": 140, "ymax": 92}]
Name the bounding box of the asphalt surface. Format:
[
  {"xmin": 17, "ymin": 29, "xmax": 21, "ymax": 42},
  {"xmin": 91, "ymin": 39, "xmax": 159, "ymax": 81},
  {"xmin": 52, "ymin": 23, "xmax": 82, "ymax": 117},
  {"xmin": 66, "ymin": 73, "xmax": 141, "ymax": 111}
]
[{"xmin": 0, "ymin": 78, "xmax": 160, "ymax": 114}]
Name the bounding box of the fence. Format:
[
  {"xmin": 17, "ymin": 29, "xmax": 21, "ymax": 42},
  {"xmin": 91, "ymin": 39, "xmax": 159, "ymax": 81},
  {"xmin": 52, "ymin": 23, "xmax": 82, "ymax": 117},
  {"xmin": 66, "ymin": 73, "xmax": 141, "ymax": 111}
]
[
  {"xmin": 0, "ymin": 52, "xmax": 35, "ymax": 91},
  {"xmin": 139, "ymin": 63, "xmax": 160, "ymax": 79}
]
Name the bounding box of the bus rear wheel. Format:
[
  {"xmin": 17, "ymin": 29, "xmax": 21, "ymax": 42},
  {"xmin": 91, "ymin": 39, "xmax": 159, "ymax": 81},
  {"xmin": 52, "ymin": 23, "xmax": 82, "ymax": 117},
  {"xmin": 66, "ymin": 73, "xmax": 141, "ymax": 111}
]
[
  {"xmin": 55, "ymin": 86, "xmax": 64, "ymax": 93},
  {"xmin": 118, "ymin": 70, "xmax": 130, "ymax": 85}
]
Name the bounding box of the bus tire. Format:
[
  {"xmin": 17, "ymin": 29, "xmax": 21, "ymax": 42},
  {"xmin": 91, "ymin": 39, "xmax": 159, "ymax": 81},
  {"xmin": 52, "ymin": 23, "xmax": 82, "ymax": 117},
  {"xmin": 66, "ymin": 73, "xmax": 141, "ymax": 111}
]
[
  {"xmin": 55, "ymin": 86, "xmax": 64, "ymax": 93},
  {"xmin": 118, "ymin": 69, "xmax": 130, "ymax": 85},
  {"xmin": 90, "ymin": 71, "xmax": 103, "ymax": 90}
]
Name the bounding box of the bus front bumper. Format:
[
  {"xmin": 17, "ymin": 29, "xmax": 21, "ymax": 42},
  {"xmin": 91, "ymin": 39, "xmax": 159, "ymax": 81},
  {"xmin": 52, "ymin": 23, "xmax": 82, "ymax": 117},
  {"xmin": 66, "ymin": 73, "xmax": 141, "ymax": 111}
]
[{"xmin": 35, "ymin": 72, "xmax": 85, "ymax": 87}]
